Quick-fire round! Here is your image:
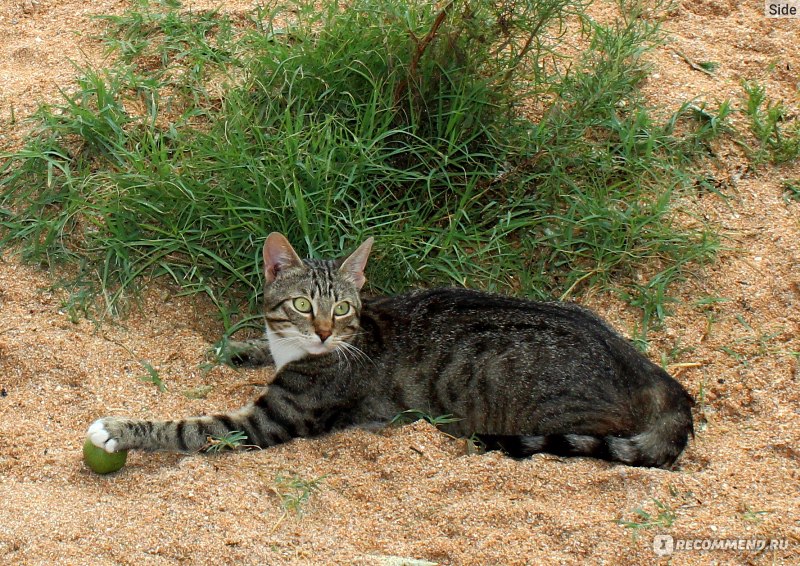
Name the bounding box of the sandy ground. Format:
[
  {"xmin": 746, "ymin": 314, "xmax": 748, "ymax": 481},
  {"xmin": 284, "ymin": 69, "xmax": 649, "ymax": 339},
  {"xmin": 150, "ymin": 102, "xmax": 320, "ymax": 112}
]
[{"xmin": 1, "ymin": 1, "xmax": 799, "ymax": 564}]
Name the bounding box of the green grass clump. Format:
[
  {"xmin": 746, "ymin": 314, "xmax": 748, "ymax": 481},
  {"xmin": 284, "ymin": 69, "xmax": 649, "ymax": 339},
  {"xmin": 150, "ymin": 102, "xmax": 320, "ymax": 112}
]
[
  {"xmin": 272, "ymin": 473, "xmax": 326, "ymax": 516},
  {"xmin": 617, "ymin": 498, "xmax": 676, "ymax": 539},
  {"xmin": 782, "ymin": 179, "xmax": 800, "ymax": 204},
  {"xmin": 390, "ymin": 409, "xmax": 463, "ymax": 427},
  {"xmin": 1, "ymin": 0, "xmax": 723, "ymax": 332},
  {"xmin": 204, "ymin": 430, "xmax": 251, "ymax": 453},
  {"xmin": 138, "ymin": 360, "xmax": 167, "ymax": 392},
  {"xmin": 741, "ymin": 80, "xmax": 800, "ymax": 166}
]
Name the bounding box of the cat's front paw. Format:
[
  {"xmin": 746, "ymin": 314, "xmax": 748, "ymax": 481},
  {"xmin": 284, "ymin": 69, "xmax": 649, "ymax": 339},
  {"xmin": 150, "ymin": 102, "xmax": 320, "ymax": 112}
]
[
  {"xmin": 87, "ymin": 418, "xmax": 125, "ymax": 453},
  {"xmin": 222, "ymin": 338, "xmax": 274, "ymax": 368}
]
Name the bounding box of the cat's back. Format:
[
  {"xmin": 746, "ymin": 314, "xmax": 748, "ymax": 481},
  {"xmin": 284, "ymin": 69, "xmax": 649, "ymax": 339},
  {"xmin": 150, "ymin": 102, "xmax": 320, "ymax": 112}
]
[
  {"xmin": 361, "ymin": 287, "xmax": 623, "ymax": 342},
  {"xmin": 358, "ymin": 287, "xmax": 663, "ymax": 390}
]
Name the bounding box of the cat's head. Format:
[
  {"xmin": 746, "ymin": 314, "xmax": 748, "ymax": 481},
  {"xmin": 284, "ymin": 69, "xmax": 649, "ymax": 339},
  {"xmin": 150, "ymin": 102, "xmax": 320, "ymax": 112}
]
[{"xmin": 262, "ymin": 232, "xmax": 373, "ymax": 368}]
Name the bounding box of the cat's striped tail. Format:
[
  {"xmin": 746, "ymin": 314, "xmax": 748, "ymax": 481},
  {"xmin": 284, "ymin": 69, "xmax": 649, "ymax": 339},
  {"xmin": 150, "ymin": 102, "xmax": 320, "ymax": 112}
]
[{"xmin": 478, "ymin": 402, "xmax": 694, "ymax": 469}]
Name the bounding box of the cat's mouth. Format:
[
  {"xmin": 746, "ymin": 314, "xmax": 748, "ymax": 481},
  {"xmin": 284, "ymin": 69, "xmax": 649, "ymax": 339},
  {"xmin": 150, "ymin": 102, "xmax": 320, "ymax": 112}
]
[{"xmin": 305, "ymin": 340, "xmax": 338, "ymax": 356}]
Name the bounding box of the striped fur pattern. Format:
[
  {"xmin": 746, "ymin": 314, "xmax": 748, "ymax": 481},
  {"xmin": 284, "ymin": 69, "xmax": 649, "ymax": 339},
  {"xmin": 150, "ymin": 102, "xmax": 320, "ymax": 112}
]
[{"xmin": 87, "ymin": 233, "xmax": 694, "ymax": 468}]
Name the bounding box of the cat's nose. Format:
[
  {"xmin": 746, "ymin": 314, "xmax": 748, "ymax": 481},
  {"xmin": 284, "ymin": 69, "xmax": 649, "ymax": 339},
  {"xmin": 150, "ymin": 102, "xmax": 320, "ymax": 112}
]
[{"xmin": 316, "ymin": 329, "xmax": 332, "ymax": 343}]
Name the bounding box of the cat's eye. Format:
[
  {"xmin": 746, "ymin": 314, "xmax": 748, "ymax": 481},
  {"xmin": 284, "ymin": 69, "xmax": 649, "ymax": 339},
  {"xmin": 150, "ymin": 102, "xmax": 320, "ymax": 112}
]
[
  {"xmin": 292, "ymin": 297, "xmax": 313, "ymax": 313},
  {"xmin": 334, "ymin": 302, "xmax": 351, "ymax": 316}
]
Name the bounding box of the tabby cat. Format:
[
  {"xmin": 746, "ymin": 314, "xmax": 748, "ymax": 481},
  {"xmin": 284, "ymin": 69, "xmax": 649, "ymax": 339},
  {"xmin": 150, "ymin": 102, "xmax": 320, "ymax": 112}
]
[{"xmin": 87, "ymin": 232, "xmax": 694, "ymax": 468}]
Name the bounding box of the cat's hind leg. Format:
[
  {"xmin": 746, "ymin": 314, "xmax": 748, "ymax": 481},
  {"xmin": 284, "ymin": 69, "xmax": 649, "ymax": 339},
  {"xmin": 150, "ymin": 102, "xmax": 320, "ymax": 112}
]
[{"xmin": 477, "ymin": 426, "xmax": 691, "ymax": 469}]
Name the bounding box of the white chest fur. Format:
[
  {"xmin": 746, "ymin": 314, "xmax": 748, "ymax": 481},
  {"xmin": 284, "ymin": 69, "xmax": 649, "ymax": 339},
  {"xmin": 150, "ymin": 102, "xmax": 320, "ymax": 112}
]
[{"xmin": 266, "ymin": 327, "xmax": 309, "ymax": 370}]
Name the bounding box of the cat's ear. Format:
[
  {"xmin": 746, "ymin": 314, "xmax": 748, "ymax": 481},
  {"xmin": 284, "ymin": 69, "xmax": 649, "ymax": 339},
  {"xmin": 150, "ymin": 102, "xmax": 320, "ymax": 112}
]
[
  {"xmin": 338, "ymin": 237, "xmax": 374, "ymax": 289},
  {"xmin": 263, "ymin": 232, "xmax": 304, "ymax": 284}
]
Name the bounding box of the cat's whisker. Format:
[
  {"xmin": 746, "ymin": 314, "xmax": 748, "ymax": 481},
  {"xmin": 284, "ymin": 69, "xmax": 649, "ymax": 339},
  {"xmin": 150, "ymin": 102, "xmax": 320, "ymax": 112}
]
[
  {"xmin": 333, "ymin": 345, "xmax": 353, "ymax": 372},
  {"xmin": 338, "ymin": 341, "xmax": 373, "ymax": 367},
  {"xmin": 334, "ymin": 345, "xmax": 356, "ymax": 370}
]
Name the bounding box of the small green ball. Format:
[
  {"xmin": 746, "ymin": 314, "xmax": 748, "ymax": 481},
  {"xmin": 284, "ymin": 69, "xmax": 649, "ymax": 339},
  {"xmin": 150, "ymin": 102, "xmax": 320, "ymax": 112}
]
[{"xmin": 83, "ymin": 437, "xmax": 128, "ymax": 474}]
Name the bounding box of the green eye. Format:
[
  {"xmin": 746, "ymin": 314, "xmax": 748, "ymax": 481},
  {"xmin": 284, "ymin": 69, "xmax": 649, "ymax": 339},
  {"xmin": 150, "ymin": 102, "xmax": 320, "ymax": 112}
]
[
  {"xmin": 292, "ymin": 297, "xmax": 312, "ymax": 313},
  {"xmin": 334, "ymin": 302, "xmax": 351, "ymax": 316}
]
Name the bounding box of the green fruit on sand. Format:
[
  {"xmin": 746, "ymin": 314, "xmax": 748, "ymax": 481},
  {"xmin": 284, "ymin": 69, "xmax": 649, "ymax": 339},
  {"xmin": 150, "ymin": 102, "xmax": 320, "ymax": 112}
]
[{"xmin": 83, "ymin": 437, "xmax": 128, "ymax": 474}]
